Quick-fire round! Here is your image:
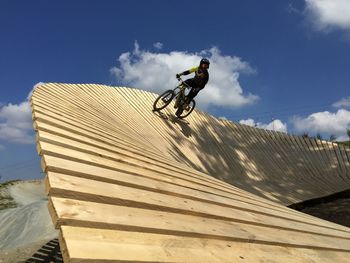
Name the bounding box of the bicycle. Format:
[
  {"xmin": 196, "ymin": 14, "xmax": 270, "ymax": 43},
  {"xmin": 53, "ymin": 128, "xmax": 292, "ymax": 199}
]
[{"xmin": 152, "ymin": 77, "xmax": 196, "ymax": 119}]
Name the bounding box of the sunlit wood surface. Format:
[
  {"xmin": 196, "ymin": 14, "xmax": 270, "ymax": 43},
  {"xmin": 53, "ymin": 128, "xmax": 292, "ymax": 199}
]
[{"xmin": 31, "ymin": 83, "xmax": 350, "ymax": 263}]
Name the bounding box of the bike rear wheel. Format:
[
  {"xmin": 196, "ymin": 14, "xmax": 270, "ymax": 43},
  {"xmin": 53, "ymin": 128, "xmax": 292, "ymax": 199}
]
[
  {"xmin": 153, "ymin": 90, "xmax": 174, "ymax": 111},
  {"xmin": 175, "ymin": 99, "xmax": 196, "ymax": 119}
]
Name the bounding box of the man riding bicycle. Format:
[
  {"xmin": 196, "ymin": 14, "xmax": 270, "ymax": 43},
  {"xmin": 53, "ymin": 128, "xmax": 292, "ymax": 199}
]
[{"xmin": 175, "ymin": 58, "xmax": 210, "ymax": 109}]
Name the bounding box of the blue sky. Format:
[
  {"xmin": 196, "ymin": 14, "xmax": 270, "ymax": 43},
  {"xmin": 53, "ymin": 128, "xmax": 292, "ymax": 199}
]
[{"xmin": 1, "ymin": 0, "xmax": 350, "ymax": 181}]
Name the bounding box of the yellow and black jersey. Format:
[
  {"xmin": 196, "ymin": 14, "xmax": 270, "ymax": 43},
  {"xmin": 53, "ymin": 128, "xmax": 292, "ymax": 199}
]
[{"xmin": 180, "ymin": 66, "xmax": 209, "ymax": 89}]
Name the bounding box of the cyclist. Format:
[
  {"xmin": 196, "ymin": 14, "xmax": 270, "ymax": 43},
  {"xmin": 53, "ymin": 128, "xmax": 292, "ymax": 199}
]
[{"xmin": 175, "ymin": 58, "xmax": 210, "ymax": 109}]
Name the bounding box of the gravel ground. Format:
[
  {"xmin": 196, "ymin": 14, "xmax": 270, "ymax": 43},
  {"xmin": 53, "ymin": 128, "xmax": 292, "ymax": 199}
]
[{"xmin": 0, "ymin": 180, "xmax": 58, "ymax": 262}]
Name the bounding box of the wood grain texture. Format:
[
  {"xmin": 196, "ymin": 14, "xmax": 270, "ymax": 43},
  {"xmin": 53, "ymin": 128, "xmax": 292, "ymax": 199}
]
[{"xmin": 31, "ymin": 83, "xmax": 350, "ymax": 262}]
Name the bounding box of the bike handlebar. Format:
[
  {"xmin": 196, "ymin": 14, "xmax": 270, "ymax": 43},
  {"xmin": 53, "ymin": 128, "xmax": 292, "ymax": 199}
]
[{"xmin": 177, "ymin": 77, "xmax": 191, "ymax": 88}]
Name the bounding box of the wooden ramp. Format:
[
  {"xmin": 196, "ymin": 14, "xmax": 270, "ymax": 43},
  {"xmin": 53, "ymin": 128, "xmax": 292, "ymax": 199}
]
[{"xmin": 31, "ymin": 83, "xmax": 350, "ymax": 262}]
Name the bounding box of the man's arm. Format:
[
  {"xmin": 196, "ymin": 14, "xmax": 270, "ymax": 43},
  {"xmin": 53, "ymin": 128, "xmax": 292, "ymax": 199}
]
[{"xmin": 177, "ymin": 66, "xmax": 198, "ymax": 78}]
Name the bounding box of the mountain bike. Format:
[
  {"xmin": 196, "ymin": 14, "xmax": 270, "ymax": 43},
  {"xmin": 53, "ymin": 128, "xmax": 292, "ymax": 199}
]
[{"xmin": 152, "ymin": 77, "xmax": 196, "ymax": 119}]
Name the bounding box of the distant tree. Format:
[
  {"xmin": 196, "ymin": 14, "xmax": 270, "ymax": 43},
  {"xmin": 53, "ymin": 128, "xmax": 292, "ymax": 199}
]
[
  {"xmin": 316, "ymin": 133, "xmax": 323, "ymax": 140},
  {"xmin": 347, "ymin": 128, "xmax": 350, "ymax": 141},
  {"xmin": 302, "ymin": 132, "xmax": 309, "ymax": 138},
  {"xmin": 329, "ymin": 134, "xmax": 337, "ymax": 142}
]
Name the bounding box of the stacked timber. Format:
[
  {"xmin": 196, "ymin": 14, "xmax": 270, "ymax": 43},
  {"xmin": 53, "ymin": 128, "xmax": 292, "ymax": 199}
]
[{"xmin": 31, "ymin": 83, "xmax": 350, "ymax": 262}]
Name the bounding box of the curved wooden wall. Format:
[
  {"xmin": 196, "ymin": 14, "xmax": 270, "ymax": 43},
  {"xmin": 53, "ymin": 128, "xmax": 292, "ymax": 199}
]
[{"xmin": 31, "ymin": 83, "xmax": 350, "ymax": 262}]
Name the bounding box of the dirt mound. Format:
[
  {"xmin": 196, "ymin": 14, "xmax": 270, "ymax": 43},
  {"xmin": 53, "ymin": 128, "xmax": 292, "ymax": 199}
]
[{"xmin": 0, "ymin": 180, "xmax": 58, "ymax": 260}]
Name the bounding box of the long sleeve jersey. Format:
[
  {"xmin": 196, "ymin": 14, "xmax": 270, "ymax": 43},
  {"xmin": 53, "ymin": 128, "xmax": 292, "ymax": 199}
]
[{"xmin": 180, "ymin": 66, "xmax": 209, "ymax": 89}]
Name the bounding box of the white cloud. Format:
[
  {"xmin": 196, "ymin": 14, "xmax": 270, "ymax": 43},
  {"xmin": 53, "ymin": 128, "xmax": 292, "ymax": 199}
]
[
  {"xmin": 239, "ymin": 118, "xmax": 256, "ymax": 127},
  {"xmin": 287, "ymin": 3, "xmax": 302, "ymax": 15},
  {"xmin": 0, "ymin": 87, "xmax": 37, "ymax": 145},
  {"xmin": 110, "ymin": 41, "xmax": 259, "ymax": 109},
  {"xmin": 305, "ymin": 0, "xmax": 350, "ymax": 31},
  {"xmin": 153, "ymin": 42, "xmax": 163, "ymax": 50},
  {"xmin": 291, "ymin": 109, "xmax": 350, "ymax": 140},
  {"xmin": 239, "ymin": 118, "xmax": 288, "ymax": 133},
  {"xmin": 333, "ymin": 97, "xmax": 350, "ymax": 108}
]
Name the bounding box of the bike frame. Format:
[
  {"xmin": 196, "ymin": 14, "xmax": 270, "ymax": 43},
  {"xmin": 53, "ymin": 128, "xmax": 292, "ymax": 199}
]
[{"xmin": 174, "ymin": 78, "xmax": 191, "ymax": 107}]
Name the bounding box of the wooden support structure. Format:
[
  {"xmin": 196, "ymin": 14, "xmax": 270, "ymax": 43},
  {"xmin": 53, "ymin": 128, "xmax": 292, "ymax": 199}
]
[{"xmin": 31, "ymin": 83, "xmax": 350, "ymax": 262}]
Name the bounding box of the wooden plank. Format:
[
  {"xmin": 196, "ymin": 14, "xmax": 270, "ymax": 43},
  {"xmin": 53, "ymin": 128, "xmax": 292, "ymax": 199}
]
[
  {"xmin": 32, "ymin": 87, "xmax": 161, "ymax": 154},
  {"xmin": 45, "ymin": 172, "xmax": 350, "ymax": 234},
  {"xmin": 243, "ymin": 126, "xmax": 304, "ymax": 195},
  {"xmin": 333, "ymin": 143, "xmax": 350, "ymax": 182},
  {"xmin": 221, "ymin": 122, "xmax": 269, "ymax": 187},
  {"xmin": 35, "ymin": 131, "xmax": 322, "ymax": 219},
  {"xmin": 191, "ymin": 112, "xmax": 239, "ymax": 177},
  {"xmin": 79, "ymin": 84, "xmax": 170, "ymax": 155},
  {"xmin": 277, "ymin": 132, "xmax": 330, "ymax": 199},
  {"xmin": 59, "ymin": 226, "xmax": 350, "ymax": 263},
  {"xmin": 37, "ymin": 132, "xmax": 293, "ymax": 213},
  {"xmin": 40, "ymin": 153, "xmax": 301, "ymax": 219},
  {"xmin": 329, "ymin": 142, "xmax": 348, "ymax": 181},
  {"xmin": 31, "ymin": 98, "xmax": 156, "ymax": 155},
  {"xmin": 49, "ymin": 197, "xmax": 350, "ymax": 250},
  {"xmin": 266, "ymin": 129, "xmax": 319, "ymax": 195},
  {"xmin": 88, "ymin": 84, "xmax": 167, "ymax": 151},
  {"xmin": 32, "ymin": 110, "xmax": 211, "ymax": 185},
  {"xmin": 291, "ymin": 135, "xmax": 334, "ymax": 193},
  {"xmin": 77, "ymin": 87, "xmax": 267, "ymax": 191},
  {"xmin": 33, "ymin": 120, "xmax": 292, "ymax": 210},
  {"xmin": 320, "ymin": 140, "xmax": 347, "ymax": 184},
  {"xmin": 338, "ymin": 144, "xmax": 350, "ymax": 181},
  {"xmin": 120, "ymin": 87, "xmax": 205, "ymax": 171},
  {"xmin": 36, "ymin": 130, "xmax": 257, "ymax": 198},
  {"xmin": 302, "ymin": 137, "xmax": 341, "ymax": 193},
  {"xmin": 243, "ymin": 125, "xmax": 284, "ymax": 178},
  {"xmin": 310, "ymin": 138, "xmax": 343, "ymax": 189},
  {"xmin": 237, "ymin": 124, "xmax": 303, "ymax": 203}
]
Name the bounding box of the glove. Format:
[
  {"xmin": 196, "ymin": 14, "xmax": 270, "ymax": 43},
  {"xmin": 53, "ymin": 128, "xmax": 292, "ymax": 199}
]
[{"xmin": 176, "ymin": 73, "xmax": 181, "ymax": 79}]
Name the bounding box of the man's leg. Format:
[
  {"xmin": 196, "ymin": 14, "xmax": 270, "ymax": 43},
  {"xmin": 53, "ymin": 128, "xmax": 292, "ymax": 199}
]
[{"xmin": 186, "ymin": 87, "xmax": 200, "ymax": 103}]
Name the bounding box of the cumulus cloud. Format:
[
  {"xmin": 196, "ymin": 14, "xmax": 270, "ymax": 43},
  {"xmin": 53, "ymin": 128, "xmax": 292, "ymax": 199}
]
[
  {"xmin": 0, "ymin": 101, "xmax": 33, "ymax": 144},
  {"xmin": 304, "ymin": 0, "xmax": 350, "ymax": 31},
  {"xmin": 239, "ymin": 118, "xmax": 288, "ymax": 133},
  {"xmin": 153, "ymin": 42, "xmax": 163, "ymax": 50},
  {"xmin": 110, "ymin": 41, "xmax": 259, "ymax": 109},
  {"xmin": 0, "ymin": 83, "xmax": 43, "ymax": 145},
  {"xmin": 291, "ymin": 109, "xmax": 350, "ymax": 140},
  {"xmin": 333, "ymin": 97, "xmax": 350, "ymax": 108}
]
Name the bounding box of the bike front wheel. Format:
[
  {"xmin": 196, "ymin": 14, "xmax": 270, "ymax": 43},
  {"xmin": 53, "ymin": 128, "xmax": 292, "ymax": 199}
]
[{"xmin": 153, "ymin": 90, "xmax": 175, "ymax": 111}]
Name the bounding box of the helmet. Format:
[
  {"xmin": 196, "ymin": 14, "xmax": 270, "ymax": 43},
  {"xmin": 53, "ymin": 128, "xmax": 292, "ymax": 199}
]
[{"xmin": 200, "ymin": 58, "xmax": 210, "ymax": 66}]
